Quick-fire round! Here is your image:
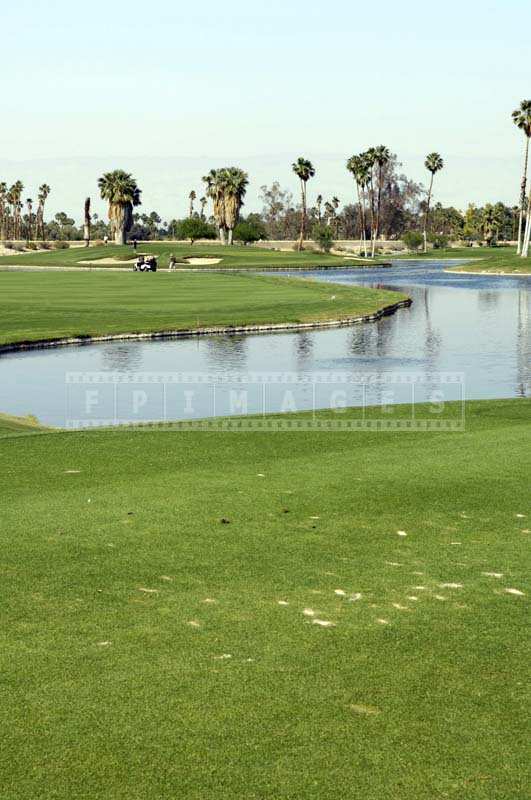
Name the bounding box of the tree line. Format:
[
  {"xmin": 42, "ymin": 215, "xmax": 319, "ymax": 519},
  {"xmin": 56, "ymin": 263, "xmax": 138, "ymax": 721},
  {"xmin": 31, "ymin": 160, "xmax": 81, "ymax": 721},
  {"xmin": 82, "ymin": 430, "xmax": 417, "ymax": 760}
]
[{"xmin": 2, "ymin": 100, "xmax": 529, "ymax": 255}]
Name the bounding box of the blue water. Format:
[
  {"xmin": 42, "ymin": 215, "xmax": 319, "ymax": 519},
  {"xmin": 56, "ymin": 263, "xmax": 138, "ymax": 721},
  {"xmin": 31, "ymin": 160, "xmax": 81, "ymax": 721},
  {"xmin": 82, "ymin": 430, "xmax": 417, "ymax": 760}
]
[{"xmin": 0, "ymin": 260, "xmax": 529, "ymax": 427}]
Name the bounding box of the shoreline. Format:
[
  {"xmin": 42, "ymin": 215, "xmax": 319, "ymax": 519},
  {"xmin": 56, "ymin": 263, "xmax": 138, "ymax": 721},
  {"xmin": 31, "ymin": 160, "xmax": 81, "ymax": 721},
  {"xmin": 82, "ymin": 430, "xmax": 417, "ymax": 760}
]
[
  {"xmin": 444, "ymin": 267, "xmax": 531, "ymax": 277},
  {"xmin": 0, "ymin": 262, "xmax": 389, "ymax": 273},
  {"xmin": 0, "ymin": 299, "xmax": 412, "ymax": 354}
]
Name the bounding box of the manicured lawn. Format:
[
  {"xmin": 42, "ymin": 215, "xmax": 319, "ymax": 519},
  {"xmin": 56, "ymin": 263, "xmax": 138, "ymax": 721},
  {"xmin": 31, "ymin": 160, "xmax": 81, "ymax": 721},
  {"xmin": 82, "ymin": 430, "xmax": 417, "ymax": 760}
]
[
  {"xmin": 396, "ymin": 246, "xmax": 531, "ymax": 274},
  {"xmin": 0, "ymin": 399, "xmax": 529, "ymax": 799},
  {"xmin": 0, "ymin": 242, "xmax": 380, "ymax": 270},
  {"xmin": 0, "ymin": 271, "xmax": 405, "ymax": 347}
]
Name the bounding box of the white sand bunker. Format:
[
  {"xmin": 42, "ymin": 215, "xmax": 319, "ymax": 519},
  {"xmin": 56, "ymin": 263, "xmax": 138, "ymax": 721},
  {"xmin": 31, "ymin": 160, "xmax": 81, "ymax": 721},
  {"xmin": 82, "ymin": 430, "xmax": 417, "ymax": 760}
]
[{"xmin": 184, "ymin": 257, "xmax": 222, "ymax": 265}]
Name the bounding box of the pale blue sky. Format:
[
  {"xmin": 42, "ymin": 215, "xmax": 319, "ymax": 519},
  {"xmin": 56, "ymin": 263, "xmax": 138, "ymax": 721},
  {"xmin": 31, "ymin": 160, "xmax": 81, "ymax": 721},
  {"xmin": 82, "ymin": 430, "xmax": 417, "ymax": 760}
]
[{"xmin": 2, "ymin": 0, "xmax": 530, "ymax": 220}]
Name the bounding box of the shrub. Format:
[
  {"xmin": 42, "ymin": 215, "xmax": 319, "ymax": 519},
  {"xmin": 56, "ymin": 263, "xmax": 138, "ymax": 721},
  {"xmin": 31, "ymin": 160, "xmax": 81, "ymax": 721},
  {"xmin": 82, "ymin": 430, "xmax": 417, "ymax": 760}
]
[
  {"xmin": 54, "ymin": 241, "xmax": 70, "ymax": 249},
  {"xmin": 174, "ymin": 218, "xmax": 217, "ymax": 244},
  {"xmin": 38, "ymin": 241, "xmax": 52, "ymax": 249},
  {"xmin": 402, "ymin": 230, "xmax": 424, "ymax": 251},
  {"xmin": 233, "ymin": 219, "xmax": 267, "ymax": 245},
  {"xmin": 3, "ymin": 241, "xmax": 13, "ymax": 250},
  {"xmin": 312, "ymin": 223, "xmax": 335, "ymax": 253},
  {"xmin": 428, "ymin": 233, "xmax": 449, "ymax": 250}
]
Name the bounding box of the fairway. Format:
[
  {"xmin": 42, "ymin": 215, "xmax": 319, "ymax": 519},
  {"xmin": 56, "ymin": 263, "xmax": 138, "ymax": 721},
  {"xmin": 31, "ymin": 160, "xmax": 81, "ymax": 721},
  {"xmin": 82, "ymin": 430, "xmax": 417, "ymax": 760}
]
[
  {"xmin": 0, "ymin": 271, "xmax": 405, "ymax": 347},
  {"xmin": 0, "ymin": 242, "xmax": 377, "ymax": 270},
  {"xmin": 0, "ymin": 400, "xmax": 529, "ymax": 799}
]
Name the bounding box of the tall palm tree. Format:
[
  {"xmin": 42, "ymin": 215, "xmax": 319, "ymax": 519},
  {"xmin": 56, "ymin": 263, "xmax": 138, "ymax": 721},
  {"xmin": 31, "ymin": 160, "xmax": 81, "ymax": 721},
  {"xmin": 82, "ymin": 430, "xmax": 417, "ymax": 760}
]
[
  {"xmin": 512, "ymin": 100, "xmax": 531, "ymax": 255},
  {"xmin": 189, "ymin": 190, "xmax": 196, "ymax": 218},
  {"xmin": 347, "ymin": 155, "xmax": 370, "ymax": 257},
  {"xmin": 222, "ymin": 167, "xmax": 249, "ymax": 245},
  {"xmin": 98, "ymin": 170, "xmax": 141, "ymax": 245},
  {"xmin": 25, "ymin": 198, "xmax": 33, "ymax": 241},
  {"xmin": 364, "ymin": 149, "xmax": 377, "ymax": 253},
  {"xmin": 324, "ymin": 201, "xmax": 334, "ymax": 227},
  {"xmin": 199, "ymin": 196, "xmax": 207, "ymax": 220},
  {"xmin": 0, "ymin": 182, "xmax": 7, "ymax": 239},
  {"xmin": 292, "ymin": 157, "xmax": 315, "ymax": 250},
  {"xmin": 11, "ymin": 181, "xmax": 24, "ymax": 240},
  {"xmin": 316, "ymin": 194, "xmax": 323, "ymax": 223},
  {"xmin": 202, "ymin": 169, "xmax": 228, "ymax": 243},
  {"xmin": 423, "ymin": 153, "xmax": 444, "ymax": 252},
  {"xmin": 35, "ymin": 183, "xmax": 51, "ymax": 240},
  {"xmin": 372, "ymin": 145, "xmax": 391, "ymax": 256},
  {"xmin": 84, "ymin": 197, "xmax": 91, "ymax": 247},
  {"xmin": 6, "ymin": 186, "xmax": 16, "ymax": 239}
]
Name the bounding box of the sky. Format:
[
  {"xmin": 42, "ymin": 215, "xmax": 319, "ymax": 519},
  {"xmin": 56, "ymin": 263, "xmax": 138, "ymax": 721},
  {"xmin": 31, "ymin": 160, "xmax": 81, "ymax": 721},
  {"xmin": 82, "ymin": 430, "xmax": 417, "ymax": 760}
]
[{"xmin": 1, "ymin": 0, "xmax": 530, "ymax": 222}]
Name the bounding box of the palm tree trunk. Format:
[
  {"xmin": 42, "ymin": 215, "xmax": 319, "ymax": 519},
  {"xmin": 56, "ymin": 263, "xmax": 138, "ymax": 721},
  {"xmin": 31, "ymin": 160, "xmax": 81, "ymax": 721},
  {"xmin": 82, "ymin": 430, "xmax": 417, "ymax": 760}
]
[
  {"xmin": 360, "ymin": 185, "xmax": 368, "ymax": 258},
  {"xmin": 423, "ymin": 173, "xmax": 434, "ymax": 253},
  {"xmin": 368, "ymin": 176, "xmax": 376, "ymax": 257},
  {"xmin": 219, "ymin": 226, "xmax": 227, "ymax": 245},
  {"xmin": 372, "ymin": 166, "xmax": 383, "ymax": 257},
  {"xmin": 517, "ymin": 137, "xmax": 529, "ymax": 255},
  {"xmin": 227, "ymin": 228, "xmax": 234, "ymax": 246},
  {"xmin": 297, "ymin": 179, "xmax": 306, "ymax": 251},
  {"xmin": 522, "ymin": 185, "xmax": 531, "ymax": 257}
]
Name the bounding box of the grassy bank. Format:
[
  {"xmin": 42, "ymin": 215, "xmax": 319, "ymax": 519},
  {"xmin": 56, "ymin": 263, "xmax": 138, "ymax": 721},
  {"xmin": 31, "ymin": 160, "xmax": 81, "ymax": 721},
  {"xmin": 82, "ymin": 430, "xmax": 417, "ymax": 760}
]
[
  {"xmin": 0, "ymin": 399, "xmax": 529, "ymax": 799},
  {"xmin": 396, "ymin": 246, "xmax": 531, "ymax": 274},
  {"xmin": 0, "ymin": 242, "xmax": 381, "ymax": 270},
  {"xmin": 0, "ymin": 271, "xmax": 406, "ymax": 347}
]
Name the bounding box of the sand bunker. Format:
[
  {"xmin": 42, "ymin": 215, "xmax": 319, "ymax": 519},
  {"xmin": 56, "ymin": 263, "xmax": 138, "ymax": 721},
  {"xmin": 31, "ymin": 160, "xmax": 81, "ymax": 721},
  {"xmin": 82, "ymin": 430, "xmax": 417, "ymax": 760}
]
[{"xmin": 184, "ymin": 257, "xmax": 222, "ymax": 265}]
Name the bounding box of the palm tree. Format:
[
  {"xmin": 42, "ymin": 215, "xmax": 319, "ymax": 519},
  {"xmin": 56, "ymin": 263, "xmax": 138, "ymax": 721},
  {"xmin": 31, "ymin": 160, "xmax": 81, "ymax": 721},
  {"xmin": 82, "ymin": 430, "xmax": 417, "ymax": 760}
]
[
  {"xmin": 189, "ymin": 190, "xmax": 196, "ymax": 218},
  {"xmin": 222, "ymin": 167, "xmax": 249, "ymax": 245},
  {"xmin": 292, "ymin": 157, "xmax": 315, "ymax": 250},
  {"xmin": 35, "ymin": 184, "xmax": 51, "ymax": 240},
  {"xmin": 316, "ymin": 194, "xmax": 323, "ymax": 223},
  {"xmin": 324, "ymin": 201, "xmax": 334, "ymax": 227},
  {"xmin": 84, "ymin": 197, "xmax": 91, "ymax": 247},
  {"xmin": 25, "ymin": 198, "xmax": 33, "ymax": 241},
  {"xmin": 11, "ymin": 181, "xmax": 24, "ymax": 240},
  {"xmin": 202, "ymin": 169, "xmax": 228, "ymax": 243},
  {"xmin": 423, "ymin": 153, "xmax": 444, "ymax": 252},
  {"xmin": 512, "ymin": 100, "xmax": 531, "ymax": 255},
  {"xmin": 199, "ymin": 196, "xmax": 207, "ymax": 220},
  {"xmin": 372, "ymin": 145, "xmax": 391, "ymax": 256},
  {"xmin": 0, "ymin": 182, "xmax": 7, "ymax": 239},
  {"xmin": 347, "ymin": 156, "xmax": 370, "ymax": 257},
  {"xmin": 98, "ymin": 170, "xmax": 141, "ymax": 245},
  {"xmin": 364, "ymin": 149, "xmax": 377, "ymax": 253},
  {"xmin": 5, "ymin": 186, "xmax": 16, "ymax": 239}
]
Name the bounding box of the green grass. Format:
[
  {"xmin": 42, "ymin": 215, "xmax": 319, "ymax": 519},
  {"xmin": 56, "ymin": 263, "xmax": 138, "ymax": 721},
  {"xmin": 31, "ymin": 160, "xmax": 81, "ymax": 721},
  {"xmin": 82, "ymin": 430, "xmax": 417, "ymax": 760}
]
[
  {"xmin": 0, "ymin": 399, "xmax": 529, "ymax": 799},
  {"xmin": 0, "ymin": 412, "xmax": 50, "ymax": 437},
  {"xmin": 0, "ymin": 271, "xmax": 405, "ymax": 347},
  {"xmin": 0, "ymin": 242, "xmax": 381, "ymax": 270},
  {"xmin": 396, "ymin": 246, "xmax": 531, "ymax": 274}
]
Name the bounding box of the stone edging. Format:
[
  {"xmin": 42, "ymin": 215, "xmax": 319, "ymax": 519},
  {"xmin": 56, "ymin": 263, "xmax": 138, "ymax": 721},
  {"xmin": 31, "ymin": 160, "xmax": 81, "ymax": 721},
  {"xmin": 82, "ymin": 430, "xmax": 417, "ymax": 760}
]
[{"xmin": 0, "ymin": 300, "xmax": 412, "ymax": 354}]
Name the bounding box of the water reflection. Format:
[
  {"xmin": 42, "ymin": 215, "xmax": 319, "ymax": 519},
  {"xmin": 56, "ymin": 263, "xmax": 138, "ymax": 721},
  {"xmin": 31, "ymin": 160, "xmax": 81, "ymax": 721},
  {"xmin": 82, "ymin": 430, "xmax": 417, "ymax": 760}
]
[{"xmin": 0, "ymin": 260, "xmax": 529, "ymax": 427}]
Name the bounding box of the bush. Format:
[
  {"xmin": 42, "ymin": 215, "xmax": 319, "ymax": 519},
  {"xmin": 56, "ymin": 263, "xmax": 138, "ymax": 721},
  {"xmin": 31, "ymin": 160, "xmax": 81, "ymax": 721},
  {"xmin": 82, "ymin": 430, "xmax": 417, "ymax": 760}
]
[
  {"xmin": 174, "ymin": 218, "xmax": 217, "ymax": 244},
  {"xmin": 312, "ymin": 223, "xmax": 335, "ymax": 253},
  {"xmin": 428, "ymin": 233, "xmax": 449, "ymax": 250},
  {"xmin": 3, "ymin": 241, "xmax": 13, "ymax": 250},
  {"xmin": 38, "ymin": 241, "xmax": 52, "ymax": 249},
  {"xmin": 233, "ymin": 219, "xmax": 267, "ymax": 245},
  {"xmin": 53, "ymin": 241, "xmax": 70, "ymax": 249},
  {"xmin": 402, "ymin": 230, "xmax": 424, "ymax": 251},
  {"xmin": 26, "ymin": 242, "xmax": 38, "ymax": 250}
]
